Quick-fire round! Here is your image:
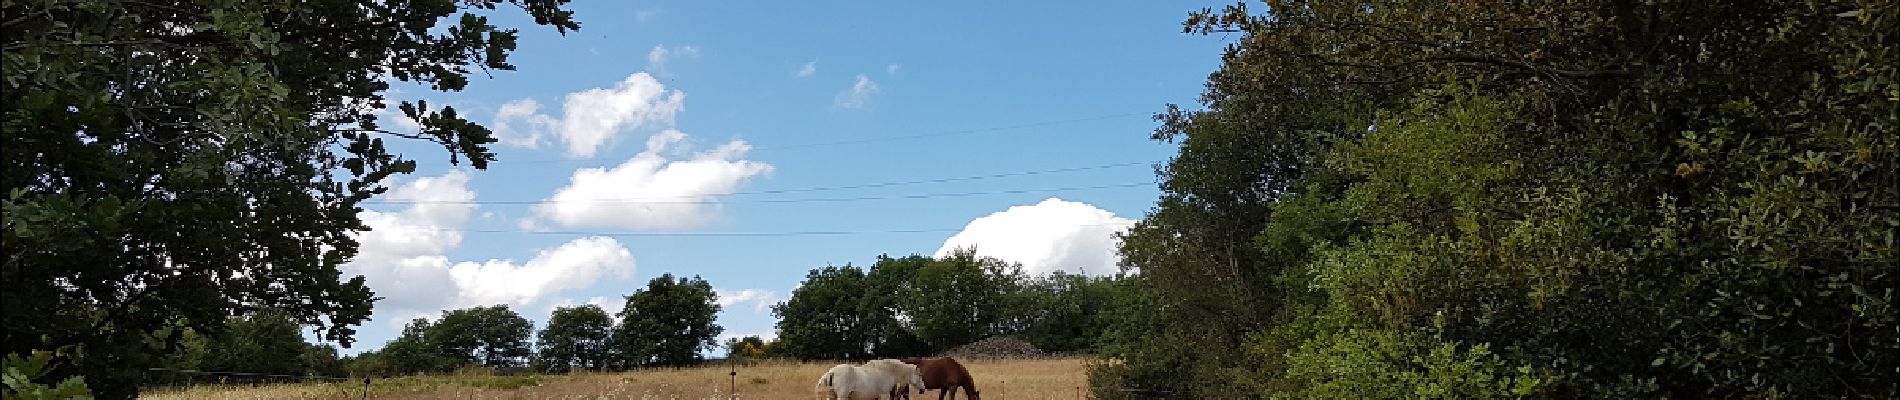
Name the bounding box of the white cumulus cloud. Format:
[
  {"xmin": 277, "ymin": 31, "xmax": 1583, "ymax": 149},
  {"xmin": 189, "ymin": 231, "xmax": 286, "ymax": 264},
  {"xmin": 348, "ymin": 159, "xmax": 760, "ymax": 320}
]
[
  {"xmin": 491, "ymin": 99, "xmax": 555, "ymax": 148},
  {"xmin": 344, "ymin": 172, "xmax": 474, "ymax": 312},
  {"xmin": 491, "ymin": 72, "xmax": 686, "ymax": 158},
  {"xmin": 935, "ymin": 198, "xmax": 1137, "ymax": 276},
  {"xmin": 342, "ymin": 172, "xmax": 639, "ymax": 324},
  {"xmin": 715, "ymin": 288, "xmax": 781, "ymax": 312},
  {"xmin": 533, "ymin": 130, "xmax": 773, "ymax": 230},
  {"xmin": 795, "ymin": 61, "xmax": 817, "ymax": 78},
  {"xmin": 887, "ymin": 64, "xmax": 901, "ymax": 75},
  {"xmin": 833, "ymin": 74, "xmax": 880, "ymax": 109},
  {"xmin": 448, "ymin": 236, "xmax": 636, "ymax": 307}
]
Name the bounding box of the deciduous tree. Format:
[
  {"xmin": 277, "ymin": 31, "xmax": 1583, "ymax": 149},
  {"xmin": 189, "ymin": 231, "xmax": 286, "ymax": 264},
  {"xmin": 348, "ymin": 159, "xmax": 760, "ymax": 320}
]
[
  {"xmin": 2, "ymin": 0, "xmax": 581, "ymax": 396},
  {"xmin": 859, "ymin": 255, "xmax": 931, "ymax": 357},
  {"xmin": 534, "ymin": 305, "xmax": 612, "ymax": 373},
  {"xmin": 906, "ymin": 248, "xmax": 1023, "ymax": 352},
  {"xmin": 771, "ymin": 265, "xmax": 870, "ymax": 360},
  {"xmin": 200, "ymin": 309, "xmax": 310, "ymax": 376},
  {"xmin": 1095, "ymin": 0, "xmax": 1897, "ymax": 397},
  {"xmin": 611, "ymin": 274, "xmax": 722, "ymax": 367},
  {"xmin": 430, "ymin": 305, "xmax": 533, "ymax": 369}
]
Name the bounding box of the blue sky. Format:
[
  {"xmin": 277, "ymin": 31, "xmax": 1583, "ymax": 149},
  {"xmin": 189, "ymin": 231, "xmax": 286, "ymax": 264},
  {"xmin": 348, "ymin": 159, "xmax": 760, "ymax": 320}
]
[{"xmin": 333, "ymin": 0, "xmax": 1232, "ymax": 356}]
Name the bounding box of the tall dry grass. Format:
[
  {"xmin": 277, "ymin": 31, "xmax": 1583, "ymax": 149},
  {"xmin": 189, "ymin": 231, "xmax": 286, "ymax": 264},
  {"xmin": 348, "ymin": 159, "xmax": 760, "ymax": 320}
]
[{"xmin": 141, "ymin": 357, "xmax": 1094, "ymax": 399}]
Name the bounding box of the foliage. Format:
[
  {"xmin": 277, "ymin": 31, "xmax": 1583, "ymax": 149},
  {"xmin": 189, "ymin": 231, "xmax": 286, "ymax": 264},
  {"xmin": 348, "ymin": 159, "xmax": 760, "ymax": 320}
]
[
  {"xmin": 1, "ymin": 0, "xmax": 580, "ymax": 396},
  {"xmin": 430, "ymin": 305, "xmax": 534, "ymax": 369},
  {"xmin": 199, "ymin": 310, "xmax": 312, "ymax": 376},
  {"xmin": 1016, "ymin": 271, "xmax": 1119, "ymax": 354},
  {"xmin": 145, "ymin": 310, "xmax": 346, "ymax": 379},
  {"xmin": 906, "ymin": 248, "xmax": 1025, "ymax": 352},
  {"xmin": 724, "ymin": 336, "xmax": 771, "ymax": 359},
  {"xmin": 2, "ymin": 350, "xmax": 93, "ymax": 400},
  {"xmin": 771, "ymin": 265, "xmax": 872, "ymax": 360},
  {"xmin": 1096, "ymin": 0, "xmax": 1898, "ymax": 397},
  {"xmin": 370, "ymin": 319, "xmax": 458, "ymax": 376},
  {"xmin": 146, "ymin": 326, "xmax": 207, "ymax": 373},
  {"xmin": 857, "ymin": 255, "xmax": 932, "ymax": 357},
  {"xmin": 1273, "ymin": 328, "xmax": 1539, "ymax": 400},
  {"xmin": 611, "ymin": 273, "xmax": 723, "ymax": 368},
  {"xmin": 774, "ymin": 250, "xmax": 1134, "ymax": 362},
  {"xmin": 300, "ymin": 343, "xmax": 346, "ymax": 378},
  {"xmin": 1088, "ymin": 275, "xmax": 1208, "ymax": 398},
  {"xmin": 534, "ymin": 305, "xmax": 613, "ymax": 373}
]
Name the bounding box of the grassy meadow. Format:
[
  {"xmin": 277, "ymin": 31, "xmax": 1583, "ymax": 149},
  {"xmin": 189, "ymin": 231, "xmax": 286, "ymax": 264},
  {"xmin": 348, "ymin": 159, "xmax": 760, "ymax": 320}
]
[{"xmin": 141, "ymin": 357, "xmax": 1092, "ymax": 399}]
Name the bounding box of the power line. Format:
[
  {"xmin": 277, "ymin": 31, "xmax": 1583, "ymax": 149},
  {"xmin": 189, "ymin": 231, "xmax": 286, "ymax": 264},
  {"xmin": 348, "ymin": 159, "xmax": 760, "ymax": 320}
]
[
  {"xmin": 367, "ymin": 161, "xmax": 1151, "ymax": 206},
  {"xmin": 364, "ymin": 181, "xmax": 1147, "ymax": 206},
  {"xmin": 501, "ymin": 112, "xmax": 1150, "ymax": 165},
  {"xmin": 427, "ymin": 222, "xmax": 1139, "ymax": 238},
  {"xmin": 746, "ymin": 112, "xmax": 1149, "ymax": 152},
  {"xmin": 721, "ymin": 161, "xmax": 1151, "ymax": 196},
  {"xmin": 735, "ymin": 182, "xmax": 1152, "ymax": 204},
  {"xmin": 471, "ymin": 227, "xmax": 966, "ymax": 237}
]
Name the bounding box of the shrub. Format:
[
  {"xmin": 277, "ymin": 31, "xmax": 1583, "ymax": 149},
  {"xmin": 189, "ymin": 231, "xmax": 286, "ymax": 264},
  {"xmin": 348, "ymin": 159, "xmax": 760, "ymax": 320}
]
[
  {"xmin": 2, "ymin": 351, "xmax": 93, "ymax": 400},
  {"xmin": 1274, "ymin": 329, "xmax": 1539, "ymax": 399}
]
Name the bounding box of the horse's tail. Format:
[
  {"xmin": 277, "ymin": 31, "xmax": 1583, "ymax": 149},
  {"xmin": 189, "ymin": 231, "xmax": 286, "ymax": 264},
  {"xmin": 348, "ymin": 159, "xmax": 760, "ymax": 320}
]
[{"xmin": 816, "ymin": 370, "xmax": 834, "ymax": 389}]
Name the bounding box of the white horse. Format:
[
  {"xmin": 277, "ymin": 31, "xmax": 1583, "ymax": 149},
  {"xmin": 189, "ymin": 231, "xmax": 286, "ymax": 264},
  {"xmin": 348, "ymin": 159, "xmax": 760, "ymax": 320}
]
[
  {"xmin": 865, "ymin": 359, "xmax": 927, "ymax": 399},
  {"xmin": 815, "ymin": 363, "xmax": 893, "ymax": 400},
  {"xmin": 813, "ymin": 361, "xmax": 926, "ymax": 400}
]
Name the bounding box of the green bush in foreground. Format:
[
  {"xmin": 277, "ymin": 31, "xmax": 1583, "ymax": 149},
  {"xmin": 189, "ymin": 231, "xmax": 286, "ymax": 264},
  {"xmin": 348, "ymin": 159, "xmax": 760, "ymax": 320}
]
[{"xmin": 3, "ymin": 351, "xmax": 93, "ymax": 400}]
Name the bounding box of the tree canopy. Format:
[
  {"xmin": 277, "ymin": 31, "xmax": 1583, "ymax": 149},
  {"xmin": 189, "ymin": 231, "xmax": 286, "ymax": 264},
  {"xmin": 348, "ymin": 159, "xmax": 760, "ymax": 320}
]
[
  {"xmin": 1091, "ymin": 0, "xmax": 1896, "ymax": 398},
  {"xmin": 430, "ymin": 305, "xmax": 534, "ymax": 369},
  {"xmin": 2, "ymin": 0, "xmax": 581, "ymax": 397},
  {"xmin": 611, "ymin": 273, "xmax": 723, "ymax": 368},
  {"xmin": 724, "ymin": 336, "xmax": 770, "ymax": 359},
  {"xmin": 769, "ymin": 250, "xmax": 1113, "ymax": 360},
  {"xmin": 906, "ymin": 248, "xmax": 1024, "ymax": 352},
  {"xmin": 534, "ymin": 305, "xmax": 613, "ymax": 373},
  {"xmin": 198, "ymin": 310, "xmax": 314, "ymax": 377},
  {"xmin": 772, "ymin": 265, "xmax": 872, "ymax": 360}
]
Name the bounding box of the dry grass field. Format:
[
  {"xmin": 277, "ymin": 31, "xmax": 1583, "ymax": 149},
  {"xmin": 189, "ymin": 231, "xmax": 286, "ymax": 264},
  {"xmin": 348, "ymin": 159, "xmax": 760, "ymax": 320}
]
[{"xmin": 142, "ymin": 357, "xmax": 1094, "ymax": 400}]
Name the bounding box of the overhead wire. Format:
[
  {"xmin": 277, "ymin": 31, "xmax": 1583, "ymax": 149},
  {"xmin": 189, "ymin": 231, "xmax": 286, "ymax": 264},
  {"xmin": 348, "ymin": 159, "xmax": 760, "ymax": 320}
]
[
  {"xmin": 401, "ymin": 222, "xmax": 1139, "ymax": 238},
  {"xmin": 364, "ymin": 160, "xmax": 1156, "ymax": 205},
  {"xmin": 361, "ymin": 111, "xmax": 1161, "ymax": 237},
  {"xmin": 744, "ymin": 112, "xmax": 1148, "ymax": 152},
  {"xmin": 501, "ymin": 111, "xmax": 1150, "ymax": 164},
  {"xmin": 366, "ymin": 182, "xmax": 1154, "ymax": 205}
]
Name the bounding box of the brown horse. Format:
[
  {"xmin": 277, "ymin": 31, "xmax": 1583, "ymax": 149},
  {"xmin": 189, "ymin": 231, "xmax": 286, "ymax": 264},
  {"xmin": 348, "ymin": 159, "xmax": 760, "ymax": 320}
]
[{"xmin": 899, "ymin": 357, "xmax": 980, "ymax": 400}]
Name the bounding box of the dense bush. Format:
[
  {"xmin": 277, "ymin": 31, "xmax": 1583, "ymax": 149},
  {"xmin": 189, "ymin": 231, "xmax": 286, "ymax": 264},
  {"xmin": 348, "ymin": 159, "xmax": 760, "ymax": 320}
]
[{"xmin": 1093, "ymin": 0, "xmax": 1897, "ymax": 397}]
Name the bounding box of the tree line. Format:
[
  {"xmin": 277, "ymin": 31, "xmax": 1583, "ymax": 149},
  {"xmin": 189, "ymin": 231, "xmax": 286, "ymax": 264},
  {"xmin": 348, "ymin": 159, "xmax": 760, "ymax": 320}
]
[
  {"xmin": 758, "ymin": 248, "xmax": 1132, "ymax": 361},
  {"xmin": 148, "ymin": 252, "xmax": 1147, "ymax": 380},
  {"xmin": 1089, "ymin": 0, "xmax": 1895, "ymax": 398},
  {"xmin": 145, "ymin": 273, "xmax": 725, "ymax": 380},
  {"xmin": 347, "ymin": 273, "xmax": 723, "ymax": 376}
]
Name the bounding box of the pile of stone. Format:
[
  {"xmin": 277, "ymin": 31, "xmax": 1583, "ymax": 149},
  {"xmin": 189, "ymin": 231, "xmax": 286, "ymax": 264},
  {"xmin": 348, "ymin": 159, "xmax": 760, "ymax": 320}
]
[{"xmin": 943, "ymin": 336, "xmax": 1044, "ymax": 359}]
